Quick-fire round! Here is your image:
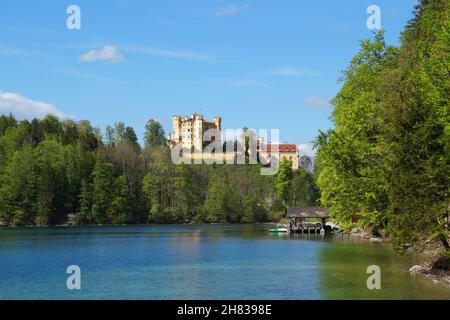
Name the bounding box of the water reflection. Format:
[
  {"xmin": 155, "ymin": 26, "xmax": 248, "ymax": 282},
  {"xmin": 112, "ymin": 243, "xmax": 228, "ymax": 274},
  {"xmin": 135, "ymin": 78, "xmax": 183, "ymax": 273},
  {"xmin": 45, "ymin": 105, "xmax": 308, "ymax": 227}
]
[
  {"xmin": 0, "ymin": 225, "xmax": 448, "ymax": 299},
  {"xmin": 318, "ymin": 236, "xmax": 450, "ymax": 299}
]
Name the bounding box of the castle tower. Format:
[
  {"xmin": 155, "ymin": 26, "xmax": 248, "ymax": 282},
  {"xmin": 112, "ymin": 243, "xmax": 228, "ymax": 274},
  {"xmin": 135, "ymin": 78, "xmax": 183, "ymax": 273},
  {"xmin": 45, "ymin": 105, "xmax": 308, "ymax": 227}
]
[
  {"xmin": 170, "ymin": 114, "xmax": 223, "ymax": 153},
  {"xmin": 172, "ymin": 115, "xmax": 182, "ymax": 144},
  {"xmin": 193, "ymin": 114, "xmax": 204, "ymax": 152},
  {"xmin": 213, "ymin": 116, "xmax": 222, "ymax": 131}
]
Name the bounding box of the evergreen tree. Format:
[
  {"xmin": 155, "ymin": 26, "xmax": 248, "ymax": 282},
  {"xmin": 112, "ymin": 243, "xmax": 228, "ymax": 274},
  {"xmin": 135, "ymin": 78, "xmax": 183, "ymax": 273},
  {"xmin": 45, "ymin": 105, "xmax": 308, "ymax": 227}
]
[
  {"xmin": 0, "ymin": 145, "xmax": 37, "ymax": 225},
  {"xmin": 0, "ymin": 114, "xmax": 319, "ymax": 226},
  {"xmin": 91, "ymin": 156, "xmax": 114, "ymax": 223},
  {"xmin": 143, "ymin": 171, "xmax": 162, "ymax": 223},
  {"xmin": 124, "ymin": 126, "xmax": 139, "ymax": 146},
  {"xmin": 109, "ymin": 176, "xmax": 129, "ymax": 224},
  {"xmin": 0, "ymin": 114, "xmax": 17, "ymax": 136},
  {"xmin": 275, "ymin": 158, "xmax": 293, "ymax": 205},
  {"xmin": 380, "ymin": 0, "xmax": 449, "ymax": 248},
  {"xmin": 76, "ymin": 179, "xmax": 92, "ymax": 224},
  {"xmin": 35, "ymin": 140, "xmax": 68, "ymax": 225},
  {"xmin": 144, "ymin": 119, "xmax": 167, "ymax": 148}
]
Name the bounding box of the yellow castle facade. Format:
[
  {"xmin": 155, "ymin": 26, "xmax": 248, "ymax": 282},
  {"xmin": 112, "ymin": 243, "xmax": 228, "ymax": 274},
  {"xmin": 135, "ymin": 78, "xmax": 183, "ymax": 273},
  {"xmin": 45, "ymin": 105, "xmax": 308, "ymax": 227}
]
[
  {"xmin": 168, "ymin": 114, "xmax": 222, "ymax": 151},
  {"xmin": 168, "ymin": 113, "xmax": 299, "ymax": 170}
]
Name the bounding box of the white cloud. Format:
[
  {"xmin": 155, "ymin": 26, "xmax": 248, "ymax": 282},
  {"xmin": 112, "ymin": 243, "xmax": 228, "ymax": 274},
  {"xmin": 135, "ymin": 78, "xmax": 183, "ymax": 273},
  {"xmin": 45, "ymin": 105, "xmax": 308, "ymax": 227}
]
[
  {"xmin": 215, "ymin": 4, "xmax": 249, "ymax": 16},
  {"xmin": 271, "ymin": 67, "xmax": 320, "ymax": 77},
  {"xmin": 122, "ymin": 46, "xmax": 211, "ymax": 61},
  {"xmin": 0, "ymin": 92, "xmax": 66, "ymax": 120},
  {"xmin": 303, "ymin": 95, "xmax": 330, "ymax": 108},
  {"xmin": 298, "ymin": 143, "xmax": 316, "ymax": 158},
  {"xmin": 79, "ymin": 45, "xmax": 125, "ymax": 64}
]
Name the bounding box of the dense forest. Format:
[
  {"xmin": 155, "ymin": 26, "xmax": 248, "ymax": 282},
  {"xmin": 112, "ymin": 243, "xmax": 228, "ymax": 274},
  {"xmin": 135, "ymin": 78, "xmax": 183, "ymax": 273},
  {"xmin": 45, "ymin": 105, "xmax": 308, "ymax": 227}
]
[
  {"xmin": 314, "ymin": 0, "xmax": 449, "ymax": 251},
  {"xmin": 0, "ymin": 114, "xmax": 319, "ymax": 226}
]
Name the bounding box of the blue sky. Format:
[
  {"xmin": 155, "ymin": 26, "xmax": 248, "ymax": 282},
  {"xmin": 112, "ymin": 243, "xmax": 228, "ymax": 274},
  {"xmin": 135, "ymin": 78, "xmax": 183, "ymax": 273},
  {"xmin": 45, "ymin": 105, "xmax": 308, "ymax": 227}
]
[{"xmin": 0, "ymin": 0, "xmax": 417, "ymax": 155}]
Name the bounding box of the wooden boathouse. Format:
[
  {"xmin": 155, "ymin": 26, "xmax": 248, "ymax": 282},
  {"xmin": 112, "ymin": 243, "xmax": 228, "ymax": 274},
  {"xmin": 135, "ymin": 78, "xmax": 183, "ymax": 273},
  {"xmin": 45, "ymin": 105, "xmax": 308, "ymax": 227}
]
[{"xmin": 286, "ymin": 207, "xmax": 330, "ymax": 234}]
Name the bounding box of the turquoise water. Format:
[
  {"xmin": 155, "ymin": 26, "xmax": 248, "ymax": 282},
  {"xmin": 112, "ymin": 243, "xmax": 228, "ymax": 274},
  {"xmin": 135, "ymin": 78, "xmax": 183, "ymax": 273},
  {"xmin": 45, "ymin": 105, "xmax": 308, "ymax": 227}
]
[{"xmin": 0, "ymin": 224, "xmax": 449, "ymax": 300}]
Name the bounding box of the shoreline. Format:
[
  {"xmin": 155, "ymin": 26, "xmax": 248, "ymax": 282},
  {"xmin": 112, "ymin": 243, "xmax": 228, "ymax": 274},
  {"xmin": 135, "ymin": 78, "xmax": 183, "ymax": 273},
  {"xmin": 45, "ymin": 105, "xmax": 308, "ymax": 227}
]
[
  {"xmin": 405, "ymin": 240, "xmax": 450, "ymax": 286},
  {"xmin": 0, "ymin": 221, "xmax": 278, "ymax": 228},
  {"xmin": 349, "ymin": 229, "xmax": 450, "ymax": 286}
]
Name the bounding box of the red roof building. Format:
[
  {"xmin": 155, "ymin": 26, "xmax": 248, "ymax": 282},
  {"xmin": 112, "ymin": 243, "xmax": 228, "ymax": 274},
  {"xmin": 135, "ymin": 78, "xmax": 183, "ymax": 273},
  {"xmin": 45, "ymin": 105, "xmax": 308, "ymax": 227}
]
[
  {"xmin": 265, "ymin": 144, "xmax": 298, "ymax": 153},
  {"xmin": 259, "ymin": 143, "xmax": 299, "ymax": 170}
]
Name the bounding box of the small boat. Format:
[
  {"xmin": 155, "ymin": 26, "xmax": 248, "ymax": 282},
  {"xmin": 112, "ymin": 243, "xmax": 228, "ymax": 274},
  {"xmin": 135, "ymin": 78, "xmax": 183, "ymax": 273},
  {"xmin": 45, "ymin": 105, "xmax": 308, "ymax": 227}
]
[{"xmin": 269, "ymin": 227, "xmax": 289, "ymax": 233}]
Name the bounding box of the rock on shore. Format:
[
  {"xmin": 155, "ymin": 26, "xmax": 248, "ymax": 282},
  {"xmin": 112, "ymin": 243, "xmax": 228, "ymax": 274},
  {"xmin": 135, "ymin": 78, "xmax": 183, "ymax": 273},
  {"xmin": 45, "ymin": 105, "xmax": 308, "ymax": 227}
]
[{"xmin": 409, "ymin": 265, "xmax": 423, "ymax": 274}]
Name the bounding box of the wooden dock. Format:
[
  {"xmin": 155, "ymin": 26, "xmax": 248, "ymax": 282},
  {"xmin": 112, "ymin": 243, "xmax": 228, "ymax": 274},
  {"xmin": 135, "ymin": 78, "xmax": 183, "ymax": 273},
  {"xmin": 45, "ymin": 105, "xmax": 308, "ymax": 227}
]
[{"xmin": 286, "ymin": 207, "xmax": 330, "ymax": 234}]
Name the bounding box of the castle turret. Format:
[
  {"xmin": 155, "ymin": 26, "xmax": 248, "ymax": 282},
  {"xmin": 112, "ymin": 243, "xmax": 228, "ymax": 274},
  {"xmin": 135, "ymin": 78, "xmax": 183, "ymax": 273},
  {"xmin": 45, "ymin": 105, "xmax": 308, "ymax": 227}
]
[
  {"xmin": 169, "ymin": 114, "xmax": 223, "ymax": 153},
  {"xmin": 213, "ymin": 116, "xmax": 222, "ymax": 131},
  {"xmin": 172, "ymin": 115, "xmax": 182, "ymax": 144},
  {"xmin": 193, "ymin": 114, "xmax": 204, "ymax": 151}
]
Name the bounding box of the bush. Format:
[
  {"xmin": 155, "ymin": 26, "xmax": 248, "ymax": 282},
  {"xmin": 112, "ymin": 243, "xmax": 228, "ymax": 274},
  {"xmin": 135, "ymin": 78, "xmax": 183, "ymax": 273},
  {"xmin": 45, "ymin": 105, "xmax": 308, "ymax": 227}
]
[{"xmin": 12, "ymin": 210, "xmax": 30, "ymax": 226}]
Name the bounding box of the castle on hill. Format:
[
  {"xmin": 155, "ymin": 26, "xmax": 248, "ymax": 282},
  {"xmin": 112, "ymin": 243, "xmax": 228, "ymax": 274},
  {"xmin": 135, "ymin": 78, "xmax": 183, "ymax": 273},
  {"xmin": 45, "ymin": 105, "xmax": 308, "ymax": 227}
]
[{"xmin": 168, "ymin": 113, "xmax": 311, "ymax": 171}]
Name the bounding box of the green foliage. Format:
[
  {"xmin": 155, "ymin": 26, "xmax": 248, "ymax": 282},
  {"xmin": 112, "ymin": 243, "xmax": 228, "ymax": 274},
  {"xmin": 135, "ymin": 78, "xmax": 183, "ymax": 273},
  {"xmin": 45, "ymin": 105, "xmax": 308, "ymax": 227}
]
[
  {"xmin": 109, "ymin": 176, "xmax": 129, "ymax": 224},
  {"xmin": 144, "ymin": 119, "xmax": 167, "ymax": 148},
  {"xmin": 315, "ymin": 32, "xmax": 393, "ymax": 226},
  {"xmin": 380, "ymin": 0, "xmax": 450, "ymax": 248},
  {"xmin": 314, "ymin": 0, "xmax": 449, "ymax": 248},
  {"xmin": 0, "ymin": 115, "xmax": 319, "ymax": 226},
  {"xmin": 0, "ymin": 145, "xmax": 37, "ymax": 225},
  {"xmin": 0, "ymin": 114, "xmax": 17, "ymax": 136},
  {"xmin": 143, "ymin": 171, "xmax": 163, "ymax": 223},
  {"xmin": 242, "ymin": 196, "xmax": 268, "ymax": 223},
  {"xmin": 35, "ymin": 139, "xmax": 68, "ymax": 225},
  {"xmin": 76, "ymin": 179, "xmax": 92, "ymax": 224},
  {"xmin": 275, "ymin": 158, "xmax": 293, "ymax": 205},
  {"xmin": 109, "ymin": 122, "xmax": 139, "ymax": 147},
  {"xmin": 290, "ymin": 168, "xmax": 320, "ymax": 206},
  {"xmin": 91, "ymin": 156, "xmax": 115, "ymax": 224},
  {"xmin": 204, "ymin": 170, "xmax": 241, "ymax": 222}
]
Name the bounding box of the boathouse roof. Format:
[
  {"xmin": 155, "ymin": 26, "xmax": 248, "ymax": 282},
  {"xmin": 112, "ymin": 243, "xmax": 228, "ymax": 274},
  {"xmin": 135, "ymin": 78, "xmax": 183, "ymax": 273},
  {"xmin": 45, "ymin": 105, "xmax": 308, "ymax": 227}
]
[{"xmin": 286, "ymin": 207, "xmax": 329, "ymax": 219}]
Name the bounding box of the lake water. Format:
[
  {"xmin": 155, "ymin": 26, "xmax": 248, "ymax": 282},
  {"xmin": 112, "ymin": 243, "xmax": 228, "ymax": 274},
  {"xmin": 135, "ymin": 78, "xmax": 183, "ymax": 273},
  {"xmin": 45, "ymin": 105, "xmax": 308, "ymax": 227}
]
[{"xmin": 0, "ymin": 224, "xmax": 449, "ymax": 300}]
